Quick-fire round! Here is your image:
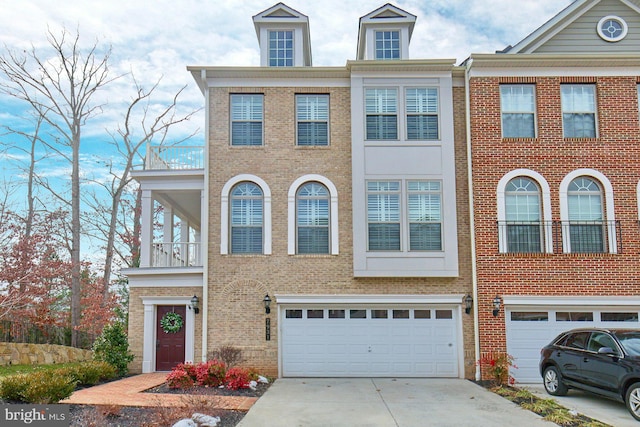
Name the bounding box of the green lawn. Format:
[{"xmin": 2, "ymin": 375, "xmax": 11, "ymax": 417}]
[{"xmin": 0, "ymin": 362, "xmax": 82, "ymax": 378}]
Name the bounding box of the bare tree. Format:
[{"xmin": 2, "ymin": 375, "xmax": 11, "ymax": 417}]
[
  {"xmin": 0, "ymin": 28, "xmax": 117, "ymax": 346},
  {"xmin": 84, "ymin": 77, "xmax": 198, "ymax": 298}
]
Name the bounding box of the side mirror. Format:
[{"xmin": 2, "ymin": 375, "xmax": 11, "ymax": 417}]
[{"xmin": 598, "ymin": 347, "xmax": 616, "ymax": 355}]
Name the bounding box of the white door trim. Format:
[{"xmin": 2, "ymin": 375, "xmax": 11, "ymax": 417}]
[{"xmin": 140, "ymin": 296, "xmax": 196, "ymax": 373}]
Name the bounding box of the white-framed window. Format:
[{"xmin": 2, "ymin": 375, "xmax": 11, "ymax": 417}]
[
  {"xmin": 221, "ymin": 175, "xmax": 272, "ymax": 255},
  {"xmin": 296, "ymin": 182, "xmax": 330, "ymax": 254},
  {"xmin": 268, "ymin": 30, "xmax": 293, "ymax": 67},
  {"xmin": 375, "ymin": 30, "xmax": 400, "ymax": 60},
  {"xmin": 365, "ymin": 88, "xmax": 398, "ymax": 140},
  {"xmin": 500, "ymin": 84, "xmax": 536, "ymax": 138},
  {"xmin": 561, "ymin": 84, "xmax": 596, "ymax": 138},
  {"xmin": 497, "ymin": 169, "xmax": 553, "ymax": 254},
  {"xmin": 230, "ymin": 94, "xmax": 263, "ymax": 146},
  {"xmin": 567, "ymin": 177, "xmax": 605, "ymax": 253},
  {"xmin": 406, "ymin": 88, "xmax": 439, "ymax": 140},
  {"xmin": 408, "ymin": 181, "xmax": 442, "ymax": 250},
  {"xmin": 367, "ymin": 181, "xmax": 401, "ymax": 250},
  {"xmin": 230, "ymin": 182, "xmax": 263, "ymax": 254},
  {"xmin": 296, "ymin": 94, "xmax": 329, "ymax": 146},
  {"xmin": 559, "ymin": 169, "xmax": 617, "ymax": 254},
  {"xmin": 366, "ymin": 180, "xmax": 443, "ymax": 252},
  {"xmin": 287, "ymin": 175, "xmax": 339, "ymax": 255},
  {"xmin": 504, "ymin": 177, "xmax": 542, "ymax": 253}
]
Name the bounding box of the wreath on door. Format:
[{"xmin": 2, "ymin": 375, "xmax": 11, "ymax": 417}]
[{"xmin": 160, "ymin": 311, "xmax": 183, "ymax": 334}]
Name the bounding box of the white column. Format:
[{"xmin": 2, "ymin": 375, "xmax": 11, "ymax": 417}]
[
  {"xmin": 140, "ymin": 190, "xmax": 153, "ymax": 267},
  {"xmin": 142, "ymin": 303, "xmax": 155, "ymax": 373}
]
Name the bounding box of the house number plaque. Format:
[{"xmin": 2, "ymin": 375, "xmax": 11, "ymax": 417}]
[{"xmin": 265, "ymin": 317, "xmax": 271, "ymax": 341}]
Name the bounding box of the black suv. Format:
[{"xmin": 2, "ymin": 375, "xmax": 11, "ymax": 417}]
[{"xmin": 540, "ymin": 328, "xmax": 640, "ymax": 421}]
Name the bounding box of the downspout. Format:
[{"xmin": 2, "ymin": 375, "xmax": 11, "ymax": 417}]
[
  {"xmin": 200, "ymin": 68, "xmax": 209, "ymax": 362},
  {"xmin": 464, "ymin": 58, "xmax": 481, "ymax": 381}
]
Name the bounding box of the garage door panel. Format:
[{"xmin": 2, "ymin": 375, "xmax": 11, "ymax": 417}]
[
  {"xmin": 506, "ymin": 307, "xmax": 640, "ymax": 384},
  {"xmin": 282, "ymin": 306, "xmax": 459, "ymax": 377}
]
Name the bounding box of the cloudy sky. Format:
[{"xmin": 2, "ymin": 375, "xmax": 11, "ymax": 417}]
[{"xmin": 0, "ymin": 0, "xmax": 573, "ymax": 143}]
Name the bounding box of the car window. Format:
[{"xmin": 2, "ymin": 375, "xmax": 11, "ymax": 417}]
[
  {"xmin": 563, "ymin": 332, "xmax": 590, "ymax": 350},
  {"xmin": 587, "ymin": 332, "xmax": 619, "ymax": 354},
  {"xmin": 615, "ymin": 331, "xmax": 640, "ymax": 356}
]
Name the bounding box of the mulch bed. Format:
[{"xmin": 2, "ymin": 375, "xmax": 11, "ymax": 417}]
[
  {"xmin": 145, "ymin": 380, "xmax": 271, "ymax": 397},
  {"xmin": 68, "ymin": 380, "xmax": 272, "ymax": 427}
]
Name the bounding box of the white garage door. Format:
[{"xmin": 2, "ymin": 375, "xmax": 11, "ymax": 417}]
[
  {"xmin": 506, "ymin": 307, "xmax": 640, "ymax": 384},
  {"xmin": 282, "ymin": 306, "xmax": 459, "ymax": 377}
]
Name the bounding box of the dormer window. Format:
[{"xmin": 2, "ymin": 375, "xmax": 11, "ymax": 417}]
[
  {"xmin": 375, "ymin": 31, "xmax": 400, "ymax": 60},
  {"xmin": 253, "ymin": 3, "xmax": 312, "ymax": 67},
  {"xmin": 357, "ymin": 4, "xmax": 416, "ymax": 61},
  {"xmin": 269, "ymin": 30, "xmax": 294, "ymax": 66}
]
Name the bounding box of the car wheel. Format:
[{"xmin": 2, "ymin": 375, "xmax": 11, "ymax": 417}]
[
  {"xmin": 626, "ymin": 383, "xmax": 640, "ymax": 421},
  {"xmin": 543, "ymin": 366, "xmax": 568, "ymax": 396}
]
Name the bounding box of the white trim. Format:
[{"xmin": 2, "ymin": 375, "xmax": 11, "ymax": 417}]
[
  {"xmin": 597, "ymin": 15, "xmax": 629, "ymax": 42},
  {"xmin": 468, "ymin": 67, "xmax": 640, "ymax": 78},
  {"xmin": 503, "ymin": 295, "xmax": 640, "ymax": 306},
  {"xmin": 497, "ymin": 169, "xmax": 553, "ymax": 253},
  {"xmin": 140, "ymin": 296, "xmax": 196, "ymax": 373},
  {"xmin": 206, "ymin": 78, "xmax": 351, "ymax": 88},
  {"xmin": 221, "ymin": 174, "xmax": 272, "ymax": 255},
  {"xmin": 275, "ymin": 294, "xmax": 465, "ymax": 305},
  {"xmin": 559, "ymin": 168, "xmax": 616, "ymax": 253},
  {"xmin": 287, "ymin": 174, "xmax": 339, "ymax": 255}
]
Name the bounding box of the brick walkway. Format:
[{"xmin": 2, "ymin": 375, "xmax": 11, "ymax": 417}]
[{"xmin": 61, "ymin": 373, "xmax": 257, "ymax": 411}]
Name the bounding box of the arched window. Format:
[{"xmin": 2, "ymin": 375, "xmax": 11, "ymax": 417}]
[
  {"xmin": 567, "ymin": 176, "xmax": 604, "ymax": 253},
  {"xmin": 296, "ymin": 182, "xmax": 330, "ymax": 254},
  {"xmin": 497, "ymin": 169, "xmax": 552, "ymax": 254},
  {"xmin": 230, "ymin": 182, "xmax": 263, "ymax": 254},
  {"xmin": 504, "ymin": 177, "xmax": 542, "ymax": 253}
]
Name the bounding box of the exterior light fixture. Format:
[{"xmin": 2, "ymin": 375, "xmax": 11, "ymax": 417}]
[
  {"xmin": 464, "ymin": 294, "xmax": 473, "ymax": 314},
  {"xmin": 190, "ymin": 295, "xmax": 200, "ymax": 314},
  {"xmin": 263, "ymin": 294, "xmax": 272, "ymax": 315},
  {"xmin": 492, "ymin": 295, "xmax": 501, "ymax": 317}
]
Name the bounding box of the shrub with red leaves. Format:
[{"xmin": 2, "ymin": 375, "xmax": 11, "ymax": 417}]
[
  {"xmin": 166, "ymin": 367, "xmax": 194, "ymax": 389},
  {"xmin": 224, "ymin": 367, "xmax": 250, "ymax": 390},
  {"xmin": 195, "ymin": 359, "xmax": 227, "ymax": 387}
]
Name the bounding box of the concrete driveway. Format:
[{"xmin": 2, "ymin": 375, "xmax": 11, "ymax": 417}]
[
  {"xmin": 526, "ymin": 384, "xmax": 637, "ymax": 427},
  {"xmin": 237, "ymin": 378, "xmax": 549, "ymax": 427}
]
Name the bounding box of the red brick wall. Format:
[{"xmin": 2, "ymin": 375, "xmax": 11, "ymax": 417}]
[{"xmin": 470, "ymin": 76, "xmax": 640, "ymax": 353}]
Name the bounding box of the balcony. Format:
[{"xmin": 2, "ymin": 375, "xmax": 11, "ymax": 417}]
[
  {"xmin": 151, "ymin": 242, "xmax": 201, "ymax": 267},
  {"xmin": 144, "ymin": 145, "xmax": 204, "ymax": 170},
  {"xmin": 496, "ymin": 220, "xmax": 622, "ymax": 254}
]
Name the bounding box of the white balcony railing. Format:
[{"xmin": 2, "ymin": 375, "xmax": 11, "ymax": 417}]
[
  {"xmin": 151, "ymin": 242, "xmax": 201, "ymax": 267},
  {"xmin": 145, "ymin": 146, "xmax": 204, "ymax": 170}
]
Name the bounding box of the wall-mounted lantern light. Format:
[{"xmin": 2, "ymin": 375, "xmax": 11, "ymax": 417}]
[
  {"xmin": 492, "ymin": 295, "xmax": 501, "ymax": 317},
  {"xmin": 190, "ymin": 295, "xmax": 200, "ymax": 315},
  {"xmin": 464, "ymin": 294, "xmax": 473, "ymax": 314},
  {"xmin": 263, "ymin": 294, "xmax": 272, "ymax": 315}
]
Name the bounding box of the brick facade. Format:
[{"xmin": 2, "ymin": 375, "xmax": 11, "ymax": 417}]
[{"xmin": 470, "ymin": 75, "xmax": 640, "ymax": 357}]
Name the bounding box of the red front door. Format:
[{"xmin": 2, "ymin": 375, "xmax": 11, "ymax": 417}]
[{"xmin": 156, "ymin": 305, "xmax": 186, "ymax": 371}]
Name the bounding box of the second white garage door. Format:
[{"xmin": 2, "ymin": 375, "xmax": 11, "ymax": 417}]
[{"xmin": 281, "ymin": 306, "xmax": 459, "ymax": 377}]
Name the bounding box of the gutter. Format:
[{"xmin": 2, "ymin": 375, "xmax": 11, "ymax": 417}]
[
  {"xmin": 200, "ymin": 68, "xmax": 209, "ymax": 363},
  {"xmin": 464, "ymin": 58, "xmax": 481, "ymax": 381}
]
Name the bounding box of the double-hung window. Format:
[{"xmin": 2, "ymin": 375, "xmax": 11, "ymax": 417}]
[
  {"xmin": 367, "ymin": 181, "xmax": 401, "ymax": 250},
  {"xmin": 504, "ymin": 177, "xmax": 542, "ymax": 253},
  {"xmin": 296, "ymin": 182, "xmax": 330, "ymax": 254},
  {"xmin": 231, "ymin": 95, "xmax": 263, "ymax": 146},
  {"xmin": 406, "ymin": 88, "xmax": 439, "ymax": 140},
  {"xmin": 561, "ymin": 84, "xmax": 596, "ymax": 138},
  {"xmin": 375, "ymin": 30, "xmax": 400, "ymax": 60},
  {"xmin": 268, "ymin": 30, "xmax": 293, "ymax": 67},
  {"xmin": 230, "ymin": 182, "xmax": 263, "ymax": 254},
  {"xmin": 365, "ymin": 88, "xmax": 398, "ymax": 140},
  {"xmin": 296, "ymin": 95, "xmax": 329, "ymax": 146},
  {"xmin": 567, "ymin": 177, "xmax": 604, "ymax": 253},
  {"xmin": 408, "ymin": 181, "xmax": 442, "ymax": 250},
  {"xmin": 500, "ymin": 84, "xmax": 536, "ymax": 138}
]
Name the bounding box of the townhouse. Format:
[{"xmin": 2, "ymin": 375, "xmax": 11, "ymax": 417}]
[{"xmin": 124, "ymin": 0, "xmax": 640, "ymax": 382}]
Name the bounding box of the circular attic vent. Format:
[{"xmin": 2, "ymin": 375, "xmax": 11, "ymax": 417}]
[{"xmin": 597, "ymin": 15, "xmax": 628, "ymax": 42}]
